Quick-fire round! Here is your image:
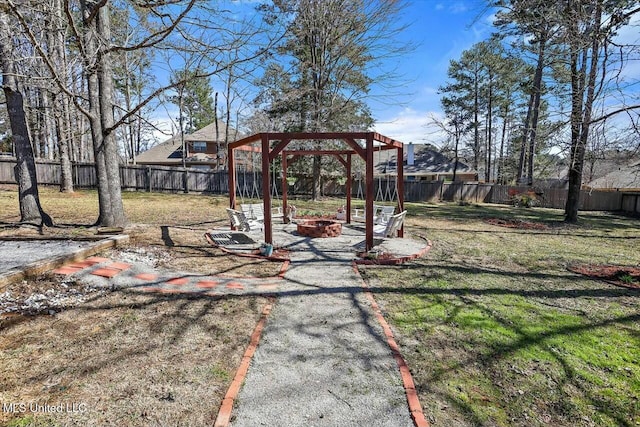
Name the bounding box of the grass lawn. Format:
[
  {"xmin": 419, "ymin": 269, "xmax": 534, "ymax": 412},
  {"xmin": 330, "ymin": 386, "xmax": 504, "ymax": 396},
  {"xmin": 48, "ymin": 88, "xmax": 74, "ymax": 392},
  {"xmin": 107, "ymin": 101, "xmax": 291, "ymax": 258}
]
[
  {"xmin": 362, "ymin": 202, "xmax": 640, "ymax": 427},
  {"xmin": 1, "ymin": 185, "xmax": 638, "ymax": 426}
]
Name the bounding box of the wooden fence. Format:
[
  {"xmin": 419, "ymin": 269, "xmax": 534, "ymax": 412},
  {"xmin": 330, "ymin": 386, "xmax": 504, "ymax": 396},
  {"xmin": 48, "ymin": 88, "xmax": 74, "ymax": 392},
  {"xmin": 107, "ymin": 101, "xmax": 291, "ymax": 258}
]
[{"xmin": 1, "ymin": 158, "xmax": 638, "ymax": 215}]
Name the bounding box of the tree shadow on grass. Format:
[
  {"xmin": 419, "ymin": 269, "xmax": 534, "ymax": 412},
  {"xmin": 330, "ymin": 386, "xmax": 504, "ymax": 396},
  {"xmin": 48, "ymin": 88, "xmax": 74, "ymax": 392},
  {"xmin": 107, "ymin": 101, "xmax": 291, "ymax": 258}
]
[{"xmin": 0, "ymin": 289, "xmax": 264, "ymax": 426}]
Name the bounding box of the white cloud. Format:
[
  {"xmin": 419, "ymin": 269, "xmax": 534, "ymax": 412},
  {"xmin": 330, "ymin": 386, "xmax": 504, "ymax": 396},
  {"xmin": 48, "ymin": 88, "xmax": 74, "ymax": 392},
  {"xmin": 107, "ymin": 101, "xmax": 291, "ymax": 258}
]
[
  {"xmin": 449, "ymin": 2, "xmax": 469, "ymax": 14},
  {"xmin": 373, "ymin": 107, "xmax": 446, "ymax": 145}
]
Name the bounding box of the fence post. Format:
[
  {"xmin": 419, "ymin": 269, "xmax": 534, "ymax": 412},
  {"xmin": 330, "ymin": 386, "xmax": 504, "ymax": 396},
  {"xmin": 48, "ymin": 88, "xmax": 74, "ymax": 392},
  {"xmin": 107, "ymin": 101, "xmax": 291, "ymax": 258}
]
[
  {"xmin": 183, "ymin": 168, "xmax": 189, "ymax": 194},
  {"xmin": 145, "ymin": 167, "xmax": 151, "ymax": 192}
]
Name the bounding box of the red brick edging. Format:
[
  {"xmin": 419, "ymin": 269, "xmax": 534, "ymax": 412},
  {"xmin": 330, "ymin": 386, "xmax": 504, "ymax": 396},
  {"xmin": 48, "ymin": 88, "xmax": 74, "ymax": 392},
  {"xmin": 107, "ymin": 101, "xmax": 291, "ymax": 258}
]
[
  {"xmin": 213, "ymin": 298, "xmax": 275, "ymax": 427},
  {"xmin": 352, "ymin": 262, "xmax": 431, "ymax": 427}
]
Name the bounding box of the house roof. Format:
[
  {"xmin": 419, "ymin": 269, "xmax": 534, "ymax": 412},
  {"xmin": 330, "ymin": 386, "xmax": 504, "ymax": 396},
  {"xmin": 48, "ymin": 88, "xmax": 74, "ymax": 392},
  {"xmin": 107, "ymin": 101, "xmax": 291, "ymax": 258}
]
[
  {"xmin": 373, "ymin": 143, "xmax": 474, "ymax": 176},
  {"xmin": 587, "ymin": 160, "xmax": 640, "ymax": 189},
  {"xmin": 136, "ymin": 120, "xmax": 243, "ymax": 165}
]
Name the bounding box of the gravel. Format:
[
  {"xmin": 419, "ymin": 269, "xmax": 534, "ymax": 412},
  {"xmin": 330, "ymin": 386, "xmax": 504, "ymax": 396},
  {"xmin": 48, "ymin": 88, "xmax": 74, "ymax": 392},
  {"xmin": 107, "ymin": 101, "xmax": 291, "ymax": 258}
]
[
  {"xmin": 230, "ymin": 239, "xmax": 414, "ymax": 426},
  {"xmin": 0, "ymin": 240, "xmax": 94, "ymax": 273},
  {"xmin": 0, "ymin": 278, "xmax": 105, "ymax": 315}
]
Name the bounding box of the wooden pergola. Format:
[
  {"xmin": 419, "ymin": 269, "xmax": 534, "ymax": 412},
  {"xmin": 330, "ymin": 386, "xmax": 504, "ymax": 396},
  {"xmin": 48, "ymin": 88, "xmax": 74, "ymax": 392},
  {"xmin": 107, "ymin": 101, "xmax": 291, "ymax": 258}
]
[{"xmin": 228, "ymin": 132, "xmax": 404, "ymax": 251}]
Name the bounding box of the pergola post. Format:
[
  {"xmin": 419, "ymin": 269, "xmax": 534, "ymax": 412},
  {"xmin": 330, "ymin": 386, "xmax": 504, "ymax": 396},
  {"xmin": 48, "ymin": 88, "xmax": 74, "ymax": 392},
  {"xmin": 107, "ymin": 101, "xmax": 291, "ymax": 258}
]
[
  {"xmin": 228, "ymin": 145, "xmax": 236, "ymax": 230},
  {"xmin": 397, "ymin": 145, "xmax": 404, "ymax": 237},
  {"xmin": 261, "ymin": 134, "xmax": 273, "ymax": 245},
  {"xmin": 282, "ymin": 154, "xmax": 288, "ymax": 221},
  {"xmin": 365, "ymin": 133, "xmax": 374, "ymax": 251},
  {"xmin": 346, "ymin": 153, "xmax": 352, "ymax": 223}
]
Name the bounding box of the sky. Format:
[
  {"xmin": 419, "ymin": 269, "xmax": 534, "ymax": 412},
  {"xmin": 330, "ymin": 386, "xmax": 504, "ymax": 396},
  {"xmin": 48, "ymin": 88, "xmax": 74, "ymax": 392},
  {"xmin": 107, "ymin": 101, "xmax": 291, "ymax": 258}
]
[
  {"xmin": 152, "ymin": 1, "xmax": 497, "ymax": 146},
  {"xmin": 369, "ymin": 1, "xmax": 495, "ymax": 145}
]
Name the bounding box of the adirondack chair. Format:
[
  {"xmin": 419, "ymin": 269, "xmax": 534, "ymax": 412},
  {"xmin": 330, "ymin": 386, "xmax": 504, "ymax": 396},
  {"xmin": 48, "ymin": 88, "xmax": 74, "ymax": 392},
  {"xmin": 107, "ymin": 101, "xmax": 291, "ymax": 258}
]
[
  {"xmin": 226, "ymin": 208, "xmax": 263, "ymax": 232},
  {"xmin": 373, "ymin": 210, "xmax": 406, "ymax": 238}
]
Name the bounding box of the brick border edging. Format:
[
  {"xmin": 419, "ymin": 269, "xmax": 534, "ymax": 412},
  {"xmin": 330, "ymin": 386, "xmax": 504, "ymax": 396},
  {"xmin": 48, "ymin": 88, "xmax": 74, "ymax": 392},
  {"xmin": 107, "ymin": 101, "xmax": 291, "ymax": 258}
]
[
  {"xmin": 0, "ymin": 235, "xmax": 129, "ymax": 291},
  {"xmin": 352, "ymin": 261, "xmax": 431, "ymax": 427},
  {"xmin": 214, "ymin": 298, "xmax": 275, "ymax": 427}
]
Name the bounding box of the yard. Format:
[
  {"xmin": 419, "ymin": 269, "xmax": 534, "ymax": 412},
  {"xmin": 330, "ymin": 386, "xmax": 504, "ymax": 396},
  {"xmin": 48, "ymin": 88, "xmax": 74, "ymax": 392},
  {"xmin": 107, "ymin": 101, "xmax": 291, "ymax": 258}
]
[
  {"xmin": 0, "ymin": 185, "xmax": 638, "ymax": 426},
  {"xmin": 362, "ymin": 202, "xmax": 639, "ymax": 426},
  {"xmin": 0, "ymin": 186, "xmax": 277, "ymax": 426}
]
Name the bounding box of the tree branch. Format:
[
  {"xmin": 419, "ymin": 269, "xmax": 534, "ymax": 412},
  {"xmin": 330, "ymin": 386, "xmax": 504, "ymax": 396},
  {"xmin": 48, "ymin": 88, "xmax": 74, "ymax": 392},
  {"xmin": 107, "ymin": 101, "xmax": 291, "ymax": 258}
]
[
  {"xmin": 590, "ymin": 104, "xmax": 640, "ymax": 125},
  {"xmin": 5, "ymin": 0, "xmax": 93, "ymax": 120},
  {"xmin": 108, "ymin": 0, "xmax": 197, "ymax": 53}
]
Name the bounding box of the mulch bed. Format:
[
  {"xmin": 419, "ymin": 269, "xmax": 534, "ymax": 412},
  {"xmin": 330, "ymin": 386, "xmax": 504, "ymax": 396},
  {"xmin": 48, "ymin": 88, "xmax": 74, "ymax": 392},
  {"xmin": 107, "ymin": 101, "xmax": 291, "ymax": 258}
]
[
  {"xmin": 484, "ymin": 217, "xmax": 549, "ymax": 230},
  {"xmin": 569, "ymin": 264, "xmax": 640, "ymax": 289}
]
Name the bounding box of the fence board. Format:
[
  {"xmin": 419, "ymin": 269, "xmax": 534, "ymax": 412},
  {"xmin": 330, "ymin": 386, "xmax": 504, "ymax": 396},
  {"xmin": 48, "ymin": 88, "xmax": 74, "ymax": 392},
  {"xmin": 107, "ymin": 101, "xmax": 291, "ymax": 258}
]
[
  {"xmin": 621, "ymin": 193, "xmax": 640, "ymax": 215},
  {"xmin": 1, "ymin": 158, "xmax": 638, "ymax": 214}
]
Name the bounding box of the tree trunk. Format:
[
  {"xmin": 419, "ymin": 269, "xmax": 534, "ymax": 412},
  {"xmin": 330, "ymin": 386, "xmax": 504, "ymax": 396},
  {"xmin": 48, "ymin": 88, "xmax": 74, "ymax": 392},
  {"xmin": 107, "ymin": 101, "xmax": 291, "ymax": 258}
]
[
  {"xmin": 97, "ymin": 4, "xmax": 126, "ymax": 226},
  {"xmin": 312, "ymin": 155, "xmax": 322, "ymax": 200},
  {"xmin": 51, "ymin": 0, "xmax": 74, "ymax": 192},
  {"xmin": 516, "ymin": 93, "xmax": 533, "ymax": 184},
  {"xmin": 473, "ymin": 63, "xmax": 480, "ymax": 171},
  {"xmin": 517, "ymin": 34, "xmax": 546, "ymax": 185},
  {"xmin": 81, "ymin": 0, "xmax": 126, "ymax": 227},
  {"xmin": 486, "ymin": 73, "xmax": 493, "ymax": 182},
  {"xmin": 452, "ymin": 120, "xmax": 460, "ymax": 182},
  {"xmin": 526, "ymin": 34, "xmax": 546, "ymax": 186},
  {"xmin": 0, "ymin": 15, "xmax": 52, "ymax": 226},
  {"xmin": 54, "ymin": 101, "xmax": 74, "ymax": 192},
  {"xmin": 565, "ymin": 3, "xmax": 602, "ymax": 223},
  {"xmin": 498, "ymin": 99, "xmax": 509, "ymax": 184}
]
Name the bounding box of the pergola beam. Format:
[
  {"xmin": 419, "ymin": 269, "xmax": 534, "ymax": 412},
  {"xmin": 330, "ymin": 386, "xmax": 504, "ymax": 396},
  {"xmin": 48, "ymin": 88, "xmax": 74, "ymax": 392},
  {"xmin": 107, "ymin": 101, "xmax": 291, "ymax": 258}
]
[{"xmin": 227, "ymin": 131, "xmax": 405, "ymax": 251}]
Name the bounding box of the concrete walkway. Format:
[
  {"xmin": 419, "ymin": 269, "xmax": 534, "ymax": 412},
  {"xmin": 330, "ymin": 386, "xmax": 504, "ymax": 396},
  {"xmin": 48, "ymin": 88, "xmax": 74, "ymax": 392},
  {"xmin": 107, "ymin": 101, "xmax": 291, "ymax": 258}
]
[{"xmin": 230, "ymin": 249, "xmax": 414, "ymax": 426}]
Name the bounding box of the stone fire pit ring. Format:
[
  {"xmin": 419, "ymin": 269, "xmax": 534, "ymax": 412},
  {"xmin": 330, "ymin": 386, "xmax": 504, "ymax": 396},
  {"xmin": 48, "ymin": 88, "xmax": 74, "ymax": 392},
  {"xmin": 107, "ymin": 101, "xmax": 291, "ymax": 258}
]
[{"xmin": 296, "ymin": 219, "xmax": 342, "ymax": 238}]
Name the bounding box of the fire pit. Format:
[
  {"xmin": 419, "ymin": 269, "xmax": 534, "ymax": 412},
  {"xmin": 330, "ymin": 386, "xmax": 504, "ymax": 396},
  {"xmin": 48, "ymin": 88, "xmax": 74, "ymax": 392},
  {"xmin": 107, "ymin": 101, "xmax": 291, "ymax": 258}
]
[{"xmin": 296, "ymin": 220, "xmax": 342, "ymax": 238}]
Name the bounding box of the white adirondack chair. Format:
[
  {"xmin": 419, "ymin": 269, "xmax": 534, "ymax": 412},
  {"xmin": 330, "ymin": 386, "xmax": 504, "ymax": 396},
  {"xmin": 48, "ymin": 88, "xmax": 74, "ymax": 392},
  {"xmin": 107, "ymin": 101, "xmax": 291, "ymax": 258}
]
[{"xmin": 373, "ymin": 210, "xmax": 406, "ymax": 238}]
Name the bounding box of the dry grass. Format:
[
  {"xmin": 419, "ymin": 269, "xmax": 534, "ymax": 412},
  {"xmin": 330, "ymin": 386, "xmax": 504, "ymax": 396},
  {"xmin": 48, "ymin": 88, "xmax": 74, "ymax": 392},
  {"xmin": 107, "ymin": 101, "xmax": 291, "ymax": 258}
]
[
  {"xmin": 4, "ymin": 185, "xmax": 639, "ymax": 426},
  {"xmin": 1, "ymin": 289, "xmax": 268, "ymax": 426},
  {"xmin": 0, "ymin": 184, "xmax": 279, "ymax": 426},
  {"xmin": 0, "ymin": 184, "xmax": 282, "ymax": 277}
]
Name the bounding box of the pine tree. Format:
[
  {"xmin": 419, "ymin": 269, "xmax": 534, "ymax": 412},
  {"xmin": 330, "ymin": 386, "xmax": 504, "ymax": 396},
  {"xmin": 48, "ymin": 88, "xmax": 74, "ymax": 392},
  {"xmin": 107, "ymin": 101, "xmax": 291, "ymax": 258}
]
[
  {"xmin": 256, "ymin": 0, "xmax": 407, "ymax": 200},
  {"xmin": 169, "ymin": 68, "xmax": 216, "ymax": 133}
]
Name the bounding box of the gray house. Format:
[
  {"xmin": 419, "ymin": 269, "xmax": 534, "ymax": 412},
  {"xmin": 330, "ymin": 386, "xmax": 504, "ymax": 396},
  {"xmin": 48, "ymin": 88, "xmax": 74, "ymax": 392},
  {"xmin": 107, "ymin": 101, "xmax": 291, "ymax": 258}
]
[
  {"xmin": 136, "ymin": 121, "xmax": 243, "ymax": 170},
  {"xmin": 373, "ymin": 143, "xmax": 477, "ymax": 181}
]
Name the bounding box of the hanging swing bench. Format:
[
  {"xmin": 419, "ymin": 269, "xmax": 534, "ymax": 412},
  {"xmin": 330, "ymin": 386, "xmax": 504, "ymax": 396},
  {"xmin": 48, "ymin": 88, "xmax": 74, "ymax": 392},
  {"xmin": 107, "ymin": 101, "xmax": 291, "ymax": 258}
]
[
  {"xmin": 352, "ymin": 146, "xmax": 399, "ymax": 225},
  {"xmin": 227, "ymin": 132, "xmax": 405, "ymax": 252}
]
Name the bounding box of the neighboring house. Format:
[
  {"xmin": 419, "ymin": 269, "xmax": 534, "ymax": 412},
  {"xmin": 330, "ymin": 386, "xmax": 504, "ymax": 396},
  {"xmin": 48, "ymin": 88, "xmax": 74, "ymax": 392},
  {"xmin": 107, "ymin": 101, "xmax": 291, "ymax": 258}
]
[
  {"xmin": 373, "ymin": 143, "xmax": 477, "ymax": 181},
  {"xmin": 586, "ymin": 160, "xmax": 640, "ymax": 189},
  {"xmin": 136, "ymin": 120, "xmax": 243, "ymax": 170}
]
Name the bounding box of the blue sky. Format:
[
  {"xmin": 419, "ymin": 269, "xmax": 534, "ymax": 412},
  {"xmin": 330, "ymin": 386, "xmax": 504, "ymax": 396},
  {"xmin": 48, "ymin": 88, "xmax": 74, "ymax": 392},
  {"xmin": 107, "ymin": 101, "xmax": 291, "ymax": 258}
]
[
  {"xmin": 152, "ymin": 1, "xmax": 639, "ymax": 148},
  {"xmin": 154, "ymin": 1, "xmax": 496, "ymax": 145},
  {"xmin": 370, "ymin": 0, "xmax": 495, "ymax": 145}
]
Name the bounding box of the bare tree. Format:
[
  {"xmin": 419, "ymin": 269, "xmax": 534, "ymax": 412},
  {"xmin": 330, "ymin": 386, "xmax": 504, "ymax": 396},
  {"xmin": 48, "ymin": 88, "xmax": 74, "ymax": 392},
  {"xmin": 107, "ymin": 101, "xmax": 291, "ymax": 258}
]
[
  {"xmin": 0, "ymin": 12, "xmax": 52, "ymax": 226},
  {"xmin": 563, "ymin": 1, "xmax": 640, "ymax": 223},
  {"xmin": 6, "ymin": 0, "xmax": 277, "ymax": 226}
]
